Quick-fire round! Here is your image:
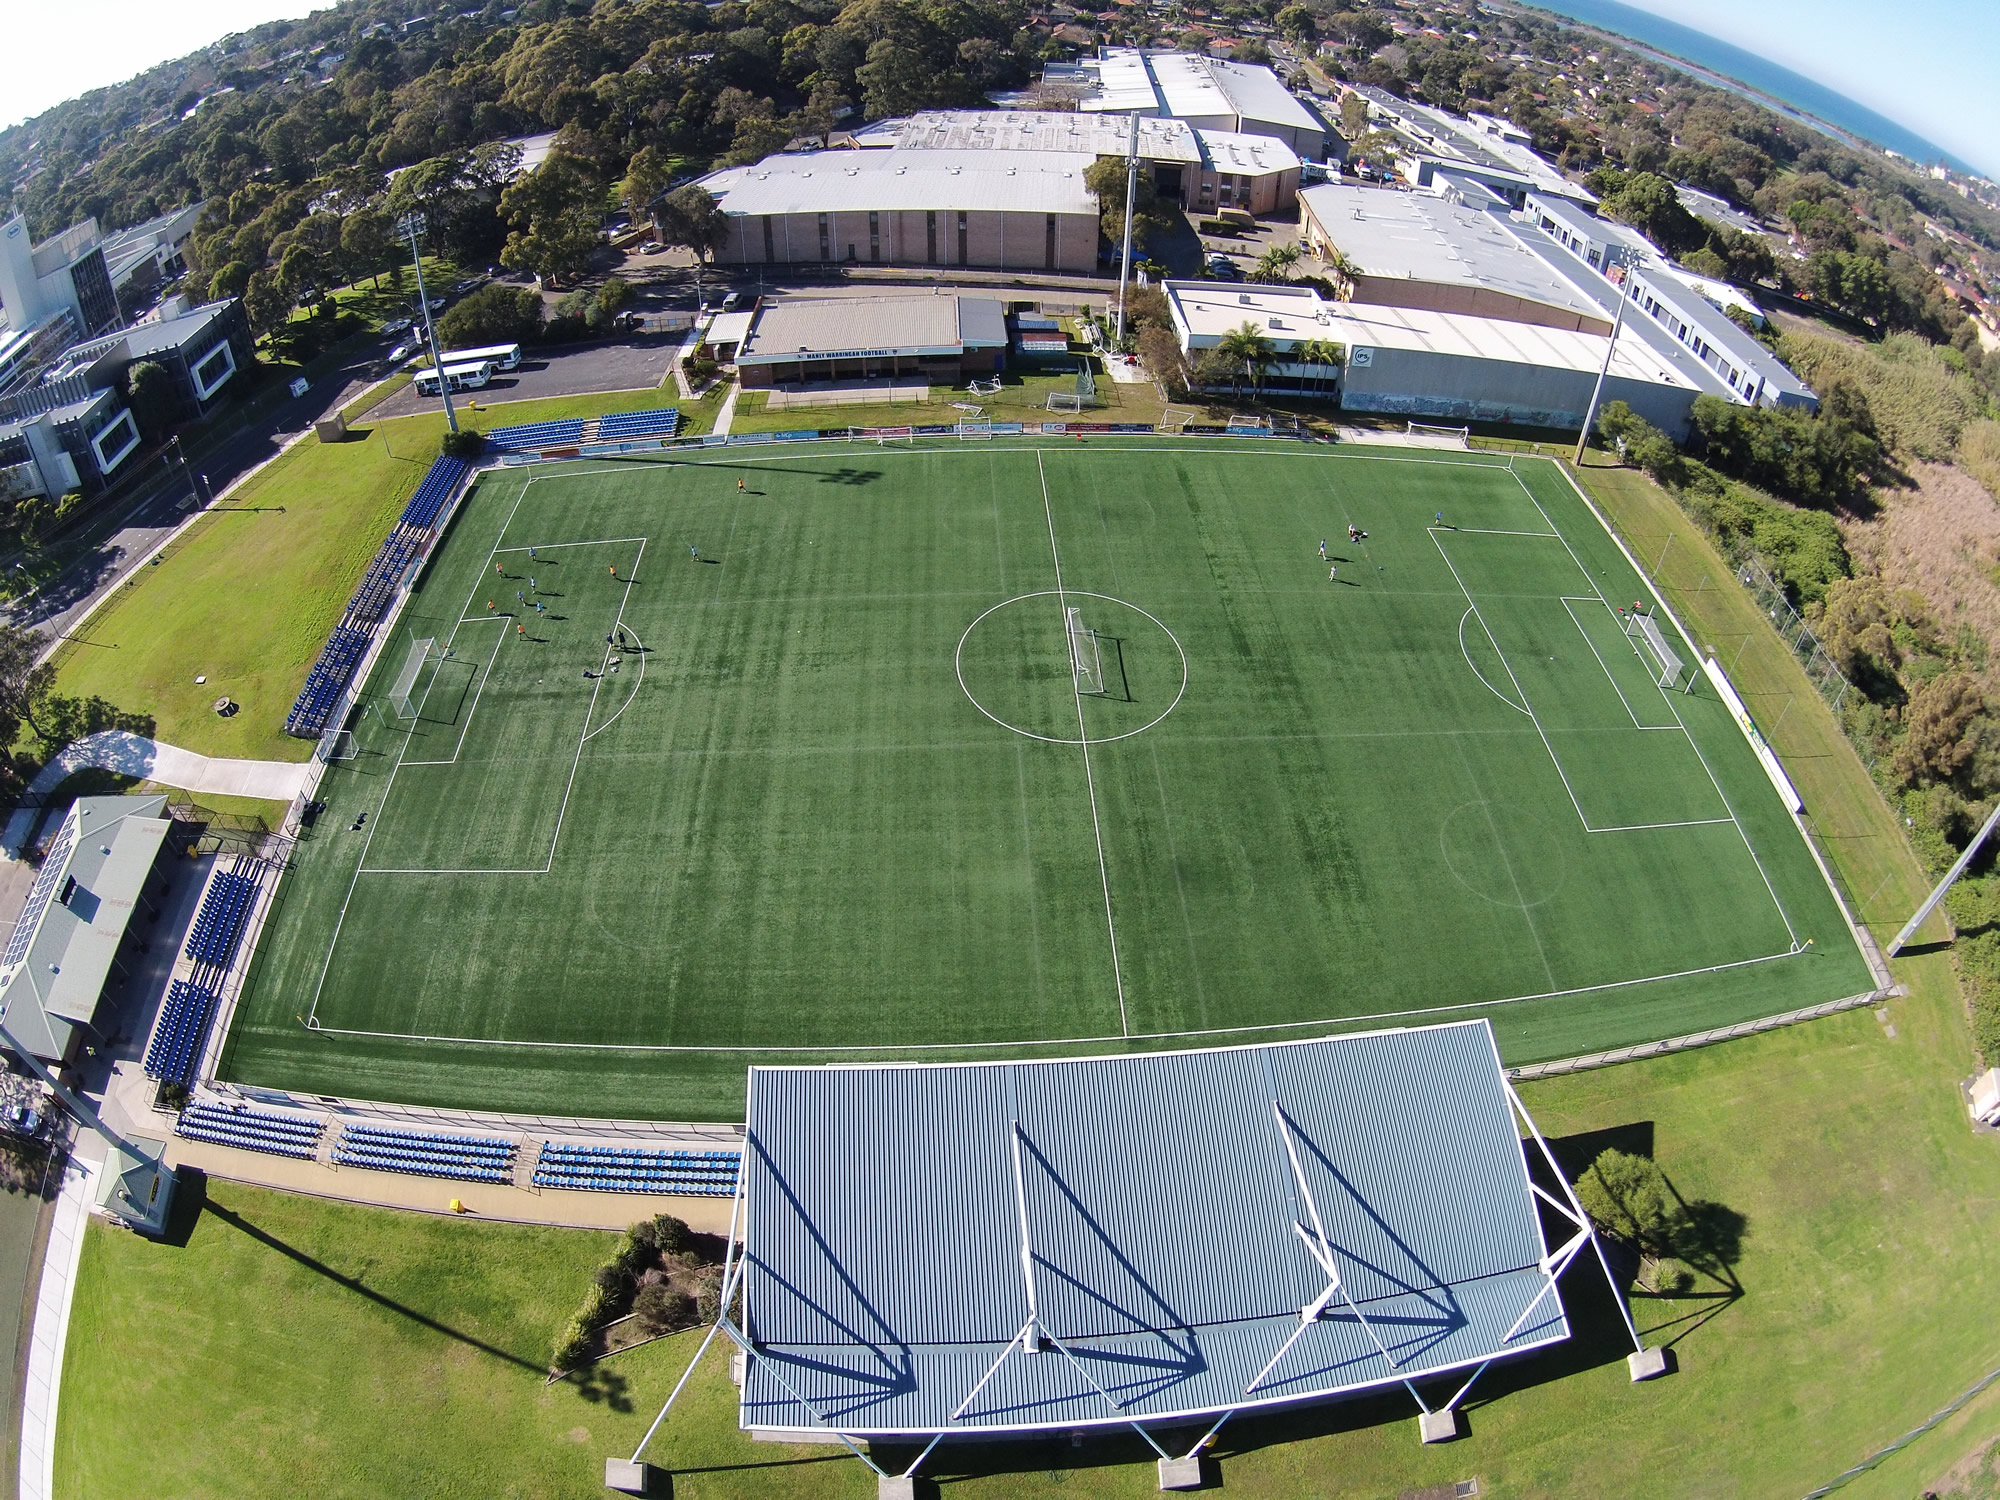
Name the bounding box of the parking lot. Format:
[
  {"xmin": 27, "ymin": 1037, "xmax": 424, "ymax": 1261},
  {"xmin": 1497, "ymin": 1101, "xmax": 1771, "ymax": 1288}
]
[{"xmin": 368, "ymin": 336, "xmax": 681, "ymax": 419}]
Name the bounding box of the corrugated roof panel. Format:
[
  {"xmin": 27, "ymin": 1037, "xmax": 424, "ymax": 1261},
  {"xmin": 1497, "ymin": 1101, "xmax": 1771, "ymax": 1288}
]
[{"xmin": 739, "ymin": 1021, "xmax": 1573, "ymax": 1435}]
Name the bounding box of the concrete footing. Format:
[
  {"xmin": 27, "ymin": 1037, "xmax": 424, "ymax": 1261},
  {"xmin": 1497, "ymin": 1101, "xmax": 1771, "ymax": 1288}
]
[
  {"xmin": 604, "ymin": 1457, "xmax": 658, "ymax": 1494},
  {"xmin": 1157, "ymin": 1454, "xmax": 1205, "ymax": 1490},
  {"xmin": 878, "ymin": 1476, "xmax": 919, "ymax": 1500},
  {"xmin": 730, "ymin": 1350, "xmax": 746, "ymax": 1387},
  {"xmin": 1628, "ymin": 1345, "xmax": 1671, "ymax": 1381},
  {"xmin": 1418, "ymin": 1407, "xmax": 1461, "ymax": 1443}
]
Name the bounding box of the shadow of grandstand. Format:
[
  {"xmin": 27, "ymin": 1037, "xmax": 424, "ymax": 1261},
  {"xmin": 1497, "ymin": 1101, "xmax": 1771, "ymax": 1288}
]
[{"xmin": 203, "ymin": 1199, "xmax": 548, "ymax": 1373}]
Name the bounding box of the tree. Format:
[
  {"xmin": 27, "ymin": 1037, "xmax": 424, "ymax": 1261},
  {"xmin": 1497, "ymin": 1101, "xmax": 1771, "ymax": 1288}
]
[
  {"xmin": 653, "ymin": 184, "xmax": 732, "ymax": 304},
  {"xmin": 620, "ymin": 146, "xmax": 674, "ymax": 217},
  {"xmin": 340, "ymin": 209, "xmax": 396, "ymax": 289},
  {"xmin": 1894, "ymin": 673, "xmax": 1984, "ymax": 788},
  {"xmin": 1339, "ymin": 92, "xmax": 1370, "ymax": 142},
  {"xmin": 1084, "ymin": 155, "xmax": 1169, "ymax": 254},
  {"xmin": 1252, "ymin": 243, "xmax": 1301, "ymax": 284},
  {"xmin": 498, "ymin": 152, "xmax": 605, "ymax": 287},
  {"xmin": 1274, "ymin": 5, "xmax": 1317, "ymax": 44},
  {"xmin": 124, "ymin": 361, "xmax": 178, "ymax": 438},
  {"xmin": 1137, "ymin": 323, "xmax": 1189, "ymax": 397},
  {"xmin": 436, "ymin": 284, "xmax": 545, "ymax": 348},
  {"xmin": 1215, "ymin": 321, "xmax": 1276, "ymax": 396},
  {"xmin": 243, "ymin": 269, "xmax": 292, "ymax": 338},
  {"xmin": 0, "ymin": 623, "xmax": 58, "ymax": 747},
  {"xmin": 1576, "ymin": 1149, "xmax": 1684, "ymax": 1259},
  {"xmin": 1601, "ymin": 171, "xmax": 1707, "ymax": 258},
  {"xmin": 1295, "ymin": 338, "xmax": 1344, "ymax": 396},
  {"xmin": 209, "ymin": 259, "xmax": 252, "ymax": 302}
]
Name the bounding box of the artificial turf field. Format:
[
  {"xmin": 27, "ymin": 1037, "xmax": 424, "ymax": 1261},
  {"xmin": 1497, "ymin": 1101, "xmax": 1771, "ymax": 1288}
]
[{"xmin": 219, "ymin": 439, "xmax": 1875, "ymax": 1119}]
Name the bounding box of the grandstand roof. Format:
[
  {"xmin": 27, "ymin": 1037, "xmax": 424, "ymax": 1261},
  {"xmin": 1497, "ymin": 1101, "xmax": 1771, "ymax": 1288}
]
[
  {"xmin": 0, "ymin": 796, "xmax": 170, "ymax": 1061},
  {"xmin": 738, "ymin": 1020, "xmax": 1570, "ymax": 1438},
  {"xmin": 700, "ymin": 150, "xmax": 1097, "ymax": 218},
  {"xmin": 737, "ymin": 294, "xmax": 1008, "ymax": 367}
]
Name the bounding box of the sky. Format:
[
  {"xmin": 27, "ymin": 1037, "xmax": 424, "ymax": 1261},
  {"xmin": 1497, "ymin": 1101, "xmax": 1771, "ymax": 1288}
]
[
  {"xmin": 0, "ymin": 0, "xmax": 1995, "ymax": 181},
  {"xmin": 1575, "ymin": 0, "xmax": 2000, "ymax": 180}
]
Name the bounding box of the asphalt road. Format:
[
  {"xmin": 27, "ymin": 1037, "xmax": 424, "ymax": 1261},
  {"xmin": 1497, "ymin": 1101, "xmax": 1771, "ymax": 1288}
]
[{"xmin": 7, "ymin": 331, "xmax": 405, "ymax": 651}]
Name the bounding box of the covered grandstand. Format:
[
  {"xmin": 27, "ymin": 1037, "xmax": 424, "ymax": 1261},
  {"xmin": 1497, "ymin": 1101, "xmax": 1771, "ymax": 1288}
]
[{"xmin": 620, "ymin": 1020, "xmax": 1656, "ymax": 1492}]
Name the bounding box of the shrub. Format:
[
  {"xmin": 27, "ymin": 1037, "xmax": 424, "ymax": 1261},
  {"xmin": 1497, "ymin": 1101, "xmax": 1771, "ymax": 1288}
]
[
  {"xmin": 440, "ymin": 428, "xmax": 485, "ymax": 460},
  {"xmin": 631, "ymin": 1285, "xmax": 697, "ymax": 1336},
  {"xmin": 1576, "ymin": 1148, "xmax": 1685, "ymax": 1257},
  {"xmin": 437, "ymin": 283, "xmax": 544, "ymax": 350}
]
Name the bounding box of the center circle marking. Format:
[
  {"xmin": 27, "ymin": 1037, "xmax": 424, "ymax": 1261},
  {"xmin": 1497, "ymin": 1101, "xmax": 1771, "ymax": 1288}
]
[{"xmin": 956, "ymin": 591, "xmax": 1188, "ymax": 745}]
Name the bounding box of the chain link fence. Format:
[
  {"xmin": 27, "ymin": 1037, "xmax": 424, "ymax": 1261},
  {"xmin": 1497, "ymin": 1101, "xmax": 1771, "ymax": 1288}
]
[{"xmin": 1732, "ymin": 554, "xmax": 1850, "ymax": 714}]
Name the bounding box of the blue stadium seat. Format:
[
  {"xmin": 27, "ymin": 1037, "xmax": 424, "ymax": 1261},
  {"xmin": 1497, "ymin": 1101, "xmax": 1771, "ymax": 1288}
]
[
  {"xmin": 330, "ymin": 1123, "xmax": 518, "ymax": 1184},
  {"xmin": 175, "ymin": 1102, "xmax": 325, "ymax": 1159},
  {"xmin": 532, "ymin": 1141, "xmax": 741, "ymax": 1194},
  {"xmin": 595, "ymin": 409, "xmax": 682, "ymax": 441},
  {"xmin": 144, "ymin": 981, "xmax": 220, "ymax": 1084}
]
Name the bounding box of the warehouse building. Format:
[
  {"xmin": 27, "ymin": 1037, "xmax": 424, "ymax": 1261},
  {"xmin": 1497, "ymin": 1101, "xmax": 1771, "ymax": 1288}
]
[
  {"xmin": 1044, "ymin": 49, "xmax": 1328, "ymax": 158},
  {"xmin": 1165, "ymin": 280, "xmax": 1707, "ymax": 436},
  {"xmin": 0, "ymin": 389, "xmax": 142, "ymax": 499},
  {"xmin": 695, "ymin": 151, "xmax": 1099, "ymax": 273},
  {"xmin": 866, "ymin": 110, "xmax": 1305, "ymax": 214},
  {"xmin": 1298, "ymin": 184, "xmax": 1614, "ymax": 334},
  {"xmin": 732, "ymin": 292, "xmax": 1009, "ymax": 389},
  {"xmin": 1343, "ymin": 86, "xmax": 1586, "ymax": 208}
]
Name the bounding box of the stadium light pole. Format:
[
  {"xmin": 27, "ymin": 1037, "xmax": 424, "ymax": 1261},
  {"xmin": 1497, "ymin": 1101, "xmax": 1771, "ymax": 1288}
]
[
  {"xmin": 1115, "ymin": 111, "xmax": 1140, "ymax": 346},
  {"xmin": 1888, "ymin": 799, "xmax": 2000, "ymax": 957},
  {"xmin": 395, "ymin": 211, "xmax": 459, "ymax": 434},
  {"xmin": 1573, "ymin": 271, "xmax": 1628, "ymax": 467}
]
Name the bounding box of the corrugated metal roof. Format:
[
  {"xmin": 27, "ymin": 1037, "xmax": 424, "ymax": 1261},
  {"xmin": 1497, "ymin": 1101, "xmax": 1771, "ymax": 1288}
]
[
  {"xmin": 701, "ymin": 151, "xmax": 1097, "ymax": 218},
  {"xmin": 740, "ymin": 1020, "xmax": 1568, "ymax": 1436}
]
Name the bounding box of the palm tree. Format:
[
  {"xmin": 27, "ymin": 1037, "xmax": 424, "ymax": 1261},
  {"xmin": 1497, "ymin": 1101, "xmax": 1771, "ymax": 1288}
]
[
  {"xmin": 1215, "ymin": 321, "xmax": 1276, "ymax": 399},
  {"xmin": 1253, "ymin": 242, "xmax": 1302, "ymax": 284},
  {"xmin": 1295, "ymin": 338, "xmax": 1346, "ymax": 397}
]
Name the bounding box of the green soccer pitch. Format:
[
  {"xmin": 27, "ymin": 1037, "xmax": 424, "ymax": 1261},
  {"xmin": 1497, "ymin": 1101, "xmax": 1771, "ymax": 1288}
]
[{"xmin": 218, "ymin": 439, "xmax": 1877, "ymax": 1119}]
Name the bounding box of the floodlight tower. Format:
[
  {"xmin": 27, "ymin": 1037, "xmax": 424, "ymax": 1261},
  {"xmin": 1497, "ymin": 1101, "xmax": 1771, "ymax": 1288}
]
[
  {"xmin": 395, "ymin": 211, "xmax": 459, "ymax": 434},
  {"xmin": 1574, "ymin": 269, "xmax": 1629, "ymax": 466},
  {"xmin": 1115, "ymin": 112, "xmax": 1141, "ymax": 346}
]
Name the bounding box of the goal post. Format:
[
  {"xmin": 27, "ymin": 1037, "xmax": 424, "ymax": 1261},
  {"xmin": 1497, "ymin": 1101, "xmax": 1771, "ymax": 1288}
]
[
  {"xmin": 328, "ymin": 729, "xmax": 358, "ymax": 762},
  {"xmin": 1046, "ymin": 392, "xmax": 1085, "ymax": 414},
  {"xmin": 1406, "ymin": 420, "xmax": 1471, "ymax": 446},
  {"xmin": 1067, "ymin": 606, "xmax": 1105, "ymax": 696},
  {"xmin": 388, "ymin": 636, "xmax": 434, "ymax": 720},
  {"xmin": 956, "ymin": 422, "xmax": 994, "ymax": 440},
  {"xmin": 1625, "ymin": 610, "xmax": 1694, "ymax": 692}
]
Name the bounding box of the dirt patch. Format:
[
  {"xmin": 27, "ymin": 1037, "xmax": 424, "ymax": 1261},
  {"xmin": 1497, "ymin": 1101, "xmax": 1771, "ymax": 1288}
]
[
  {"xmin": 1928, "ymin": 1432, "xmax": 2000, "ymax": 1499},
  {"xmin": 1842, "ymin": 462, "xmax": 2000, "ymax": 683}
]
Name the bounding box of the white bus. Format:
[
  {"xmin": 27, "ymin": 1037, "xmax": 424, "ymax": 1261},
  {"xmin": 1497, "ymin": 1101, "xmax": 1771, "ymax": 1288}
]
[
  {"xmin": 413, "ymin": 360, "xmax": 496, "ymax": 396},
  {"xmin": 438, "ymin": 342, "xmax": 523, "ymax": 372}
]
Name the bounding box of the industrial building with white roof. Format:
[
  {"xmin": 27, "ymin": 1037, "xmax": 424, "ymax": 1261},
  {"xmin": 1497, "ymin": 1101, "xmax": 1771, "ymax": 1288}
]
[{"xmin": 1045, "ymin": 48, "xmax": 1328, "ymax": 158}]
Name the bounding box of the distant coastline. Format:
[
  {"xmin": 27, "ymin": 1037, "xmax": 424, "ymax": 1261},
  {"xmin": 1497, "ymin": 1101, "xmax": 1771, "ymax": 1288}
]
[{"xmin": 1512, "ymin": 0, "xmax": 1980, "ymax": 178}]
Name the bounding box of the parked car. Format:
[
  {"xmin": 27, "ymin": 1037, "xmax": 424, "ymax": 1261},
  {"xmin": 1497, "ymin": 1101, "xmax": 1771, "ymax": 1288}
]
[
  {"xmin": 1205, "ymin": 253, "xmax": 1242, "ymax": 279},
  {"xmin": 640, "ymin": 240, "xmax": 664, "ymax": 254},
  {"xmin": 453, "ymin": 278, "xmax": 482, "ymax": 296},
  {"xmin": 386, "ymin": 340, "xmax": 419, "ymax": 365},
  {"xmin": 719, "ymin": 291, "xmax": 744, "ymax": 312},
  {"xmin": 381, "ymin": 316, "xmax": 412, "ymax": 336}
]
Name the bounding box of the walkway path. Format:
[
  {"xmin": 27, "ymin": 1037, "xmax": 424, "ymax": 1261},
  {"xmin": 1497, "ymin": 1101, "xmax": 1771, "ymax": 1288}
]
[
  {"xmin": 3, "ymin": 729, "xmax": 312, "ymax": 856},
  {"xmin": 18, "ymin": 1151, "xmax": 95, "ymax": 1500},
  {"xmin": 710, "ymin": 378, "xmax": 741, "ymax": 436}
]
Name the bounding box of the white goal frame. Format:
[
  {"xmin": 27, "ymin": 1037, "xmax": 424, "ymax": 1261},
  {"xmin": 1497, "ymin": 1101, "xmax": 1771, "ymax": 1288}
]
[
  {"xmin": 388, "ymin": 637, "xmax": 435, "ymax": 720},
  {"xmin": 1046, "ymin": 392, "xmax": 1086, "ymax": 414},
  {"xmin": 873, "ymin": 431, "xmax": 914, "ymax": 446},
  {"xmin": 1626, "ymin": 610, "xmax": 1695, "ymax": 692},
  {"xmin": 957, "ymin": 423, "xmax": 994, "ymax": 441},
  {"xmin": 1406, "ymin": 420, "xmax": 1471, "ymax": 446},
  {"xmin": 1067, "ymin": 606, "xmax": 1105, "ymax": 696},
  {"xmin": 1159, "ymin": 406, "xmax": 1199, "ymax": 432}
]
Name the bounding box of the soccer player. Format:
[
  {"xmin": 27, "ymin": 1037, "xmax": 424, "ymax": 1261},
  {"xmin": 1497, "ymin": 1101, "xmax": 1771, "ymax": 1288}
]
[
  {"xmin": 517, "ymin": 622, "xmax": 525, "ymax": 638},
  {"xmin": 529, "ymin": 576, "xmax": 536, "ymax": 592},
  {"xmin": 487, "ymin": 600, "xmax": 495, "ymax": 611},
  {"xmin": 689, "ymin": 545, "xmax": 698, "ymax": 562},
  {"xmin": 609, "ymin": 564, "xmax": 617, "ymax": 578},
  {"xmin": 737, "ymin": 478, "xmax": 746, "ymax": 492},
  {"xmin": 536, "ymin": 600, "xmax": 545, "ymax": 614},
  {"xmin": 1329, "ymin": 564, "xmax": 1338, "ymax": 582},
  {"xmin": 516, "ymin": 590, "xmax": 523, "ymax": 604},
  {"xmin": 495, "ymin": 560, "xmax": 503, "ymax": 575},
  {"xmin": 1319, "ymin": 538, "xmax": 1327, "ymax": 559},
  {"xmin": 528, "ymin": 547, "xmax": 536, "ymax": 562}
]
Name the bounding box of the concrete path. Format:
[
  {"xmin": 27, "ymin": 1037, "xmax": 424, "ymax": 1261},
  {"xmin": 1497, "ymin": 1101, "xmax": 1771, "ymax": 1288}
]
[
  {"xmin": 3, "ymin": 729, "xmax": 312, "ymax": 856},
  {"xmin": 17, "ymin": 1154, "xmax": 95, "ymax": 1500},
  {"xmin": 711, "ymin": 379, "xmax": 742, "ymax": 436}
]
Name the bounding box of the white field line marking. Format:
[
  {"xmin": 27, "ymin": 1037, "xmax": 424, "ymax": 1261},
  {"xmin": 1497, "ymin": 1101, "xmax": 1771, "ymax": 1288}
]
[
  {"xmin": 1508, "ymin": 467, "xmax": 1800, "ymax": 949},
  {"xmin": 307, "ymin": 468, "xmax": 538, "ymax": 1025},
  {"xmin": 1039, "ymin": 449, "xmax": 1129, "ymax": 1037},
  {"xmin": 1559, "ymin": 596, "xmax": 1653, "ymax": 732},
  {"xmin": 1458, "ymin": 607, "xmax": 1530, "ymax": 715},
  {"xmin": 397, "ymin": 621, "xmax": 509, "ymax": 767},
  {"xmin": 304, "ymin": 946, "xmax": 1808, "ymax": 1053},
  {"xmin": 498, "ymin": 537, "xmax": 648, "ymax": 553},
  {"xmin": 1447, "ymin": 526, "xmax": 1561, "ymax": 537},
  {"xmin": 1453, "ymin": 737, "xmax": 1557, "ymax": 990},
  {"xmin": 581, "ymin": 620, "xmax": 646, "ymax": 744}
]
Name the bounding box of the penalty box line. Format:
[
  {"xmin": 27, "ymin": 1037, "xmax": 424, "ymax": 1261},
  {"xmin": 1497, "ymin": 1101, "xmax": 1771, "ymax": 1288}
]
[
  {"xmin": 1505, "ymin": 466, "xmax": 1801, "ymax": 950},
  {"xmin": 302, "ymin": 945, "xmax": 1811, "ymax": 1053}
]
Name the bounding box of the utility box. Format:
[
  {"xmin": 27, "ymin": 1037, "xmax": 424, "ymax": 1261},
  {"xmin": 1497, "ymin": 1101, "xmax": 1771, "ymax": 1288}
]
[
  {"xmin": 1971, "ymin": 1068, "xmax": 2000, "ymax": 1125},
  {"xmin": 314, "ymin": 413, "xmax": 347, "ymax": 443}
]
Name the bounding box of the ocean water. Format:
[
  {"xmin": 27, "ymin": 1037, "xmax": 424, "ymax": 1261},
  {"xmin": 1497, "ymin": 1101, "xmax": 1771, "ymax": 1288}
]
[{"xmin": 1519, "ymin": 0, "xmax": 1978, "ymax": 176}]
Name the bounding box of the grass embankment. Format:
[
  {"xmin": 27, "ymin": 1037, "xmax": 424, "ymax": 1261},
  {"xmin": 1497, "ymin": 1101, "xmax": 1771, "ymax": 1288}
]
[
  {"xmin": 45, "ymin": 387, "xmax": 714, "ymax": 763},
  {"xmin": 729, "ymin": 365, "xmax": 1166, "ymax": 433}
]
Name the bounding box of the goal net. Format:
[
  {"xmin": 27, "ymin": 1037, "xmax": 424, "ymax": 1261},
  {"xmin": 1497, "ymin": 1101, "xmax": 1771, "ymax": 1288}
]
[
  {"xmin": 957, "ymin": 423, "xmax": 994, "ymax": 440},
  {"xmin": 873, "ymin": 430, "xmax": 914, "ymax": 445},
  {"xmin": 1047, "ymin": 392, "xmax": 1085, "ymax": 414},
  {"xmin": 389, "ymin": 636, "xmax": 434, "ymax": 720},
  {"xmin": 1406, "ymin": 420, "xmax": 1471, "ymax": 447},
  {"xmin": 1067, "ymin": 606, "xmax": 1104, "ymax": 696},
  {"xmin": 1626, "ymin": 610, "xmax": 1693, "ymax": 692},
  {"xmin": 328, "ymin": 729, "xmax": 358, "ymax": 762},
  {"xmin": 1160, "ymin": 406, "xmax": 1199, "ymax": 432}
]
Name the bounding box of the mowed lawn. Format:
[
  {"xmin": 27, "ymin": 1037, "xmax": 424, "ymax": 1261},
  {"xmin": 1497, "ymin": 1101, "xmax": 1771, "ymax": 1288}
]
[
  {"xmin": 221, "ymin": 443, "xmax": 1870, "ymax": 1119},
  {"xmin": 46, "ymin": 386, "xmax": 706, "ymax": 764}
]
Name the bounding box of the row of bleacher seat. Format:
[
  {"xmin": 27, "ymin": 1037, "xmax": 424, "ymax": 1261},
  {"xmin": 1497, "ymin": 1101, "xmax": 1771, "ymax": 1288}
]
[
  {"xmin": 332, "ymin": 1123, "xmax": 518, "ymax": 1184},
  {"xmin": 143, "ymin": 981, "xmax": 217, "ymax": 1085},
  {"xmin": 533, "ymin": 1142, "xmax": 740, "ymax": 1195},
  {"xmin": 486, "ymin": 418, "xmax": 584, "ymax": 452},
  {"xmin": 184, "ymin": 870, "xmax": 258, "ymax": 967},
  {"xmin": 175, "ymin": 1101, "xmax": 324, "ymax": 1159},
  {"xmin": 595, "ymin": 408, "xmax": 682, "ymax": 441},
  {"xmin": 285, "ymin": 457, "xmax": 471, "ymax": 739},
  {"xmin": 284, "ymin": 625, "xmax": 371, "ymax": 737},
  {"xmin": 400, "ymin": 456, "xmax": 468, "ymax": 531}
]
